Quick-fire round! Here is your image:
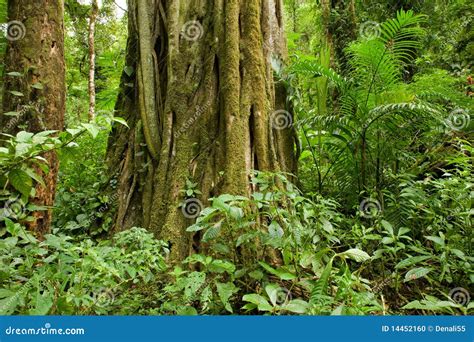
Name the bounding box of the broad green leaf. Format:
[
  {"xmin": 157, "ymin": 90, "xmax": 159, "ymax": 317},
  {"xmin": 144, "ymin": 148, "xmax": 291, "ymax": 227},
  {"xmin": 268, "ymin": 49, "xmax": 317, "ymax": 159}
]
[
  {"xmin": 8, "ymin": 169, "xmax": 32, "ymax": 197},
  {"xmin": 30, "ymin": 291, "xmax": 53, "ymax": 315},
  {"xmin": 298, "ymin": 150, "xmax": 312, "ymax": 161},
  {"xmin": 337, "ymin": 248, "xmax": 370, "ymax": 262},
  {"xmin": 9, "ymin": 91, "xmax": 24, "ymax": 97},
  {"xmin": 242, "ymin": 294, "xmax": 272, "ymax": 311},
  {"xmin": 124, "ymin": 65, "xmax": 134, "ymax": 76},
  {"xmin": 176, "ymin": 306, "xmax": 198, "ymax": 315},
  {"xmin": 229, "ymin": 206, "xmax": 244, "ymax": 220},
  {"xmin": 395, "ymin": 255, "xmax": 431, "ymax": 269},
  {"xmin": 31, "ymin": 83, "xmax": 44, "ymax": 90},
  {"xmin": 6, "ymin": 72, "xmax": 23, "ymax": 77},
  {"xmin": 404, "ymin": 267, "xmax": 431, "ymax": 282},
  {"xmin": 16, "ymin": 131, "xmax": 34, "ymax": 142},
  {"xmin": 265, "ymin": 283, "xmax": 280, "ymax": 306},
  {"xmin": 81, "ymin": 123, "xmax": 100, "ymax": 138},
  {"xmin": 402, "ymin": 299, "xmax": 459, "ymax": 311},
  {"xmin": 202, "ymin": 221, "xmax": 222, "ymax": 242},
  {"xmin": 216, "ymin": 282, "xmax": 238, "ymax": 313},
  {"xmin": 208, "ymin": 259, "xmax": 235, "ymax": 274},
  {"xmin": 282, "ymin": 299, "xmax": 309, "ymax": 314},
  {"xmin": 186, "ymin": 223, "xmax": 205, "ymax": 232},
  {"xmin": 268, "ymin": 221, "xmax": 284, "ymax": 238},
  {"xmin": 426, "ymin": 235, "xmax": 445, "ymax": 247},
  {"xmin": 66, "ymin": 128, "xmax": 83, "ymax": 136},
  {"xmin": 321, "ymin": 218, "xmax": 334, "ymax": 234},
  {"xmin": 113, "ymin": 117, "xmax": 129, "ymax": 128},
  {"xmin": 258, "ymin": 261, "xmax": 296, "ymax": 280},
  {"xmin": 25, "ymin": 168, "xmax": 45, "ymax": 186},
  {"xmin": 381, "ymin": 220, "xmax": 394, "ymax": 235}
]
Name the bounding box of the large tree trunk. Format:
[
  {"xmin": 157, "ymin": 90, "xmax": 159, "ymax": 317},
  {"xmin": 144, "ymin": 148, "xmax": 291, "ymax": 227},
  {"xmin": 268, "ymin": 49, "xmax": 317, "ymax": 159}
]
[
  {"xmin": 1, "ymin": 0, "xmax": 66, "ymax": 237},
  {"xmin": 106, "ymin": 0, "xmax": 296, "ymax": 261}
]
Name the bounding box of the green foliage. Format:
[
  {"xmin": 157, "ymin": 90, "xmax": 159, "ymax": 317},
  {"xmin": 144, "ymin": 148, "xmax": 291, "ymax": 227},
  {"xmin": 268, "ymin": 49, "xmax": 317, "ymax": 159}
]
[
  {"xmin": 0, "ymin": 226, "xmax": 167, "ymax": 315},
  {"xmin": 0, "ymin": 114, "xmax": 127, "ymax": 230},
  {"xmin": 0, "ymin": 1, "xmax": 471, "ymax": 318}
]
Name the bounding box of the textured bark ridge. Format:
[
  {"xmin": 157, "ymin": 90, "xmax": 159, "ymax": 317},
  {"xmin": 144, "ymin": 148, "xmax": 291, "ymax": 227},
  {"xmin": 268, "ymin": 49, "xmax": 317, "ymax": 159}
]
[
  {"xmin": 1, "ymin": 0, "xmax": 66, "ymax": 236},
  {"xmin": 107, "ymin": 0, "xmax": 296, "ymax": 261}
]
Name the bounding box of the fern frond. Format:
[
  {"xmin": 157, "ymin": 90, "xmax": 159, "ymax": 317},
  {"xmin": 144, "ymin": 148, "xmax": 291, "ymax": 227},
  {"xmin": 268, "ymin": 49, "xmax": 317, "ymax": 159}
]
[
  {"xmin": 291, "ymin": 60, "xmax": 348, "ymax": 90},
  {"xmin": 380, "ymin": 10, "xmax": 427, "ymax": 64},
  {"xmin": 310, "ymin": 256, "xmax": 334, "ymax": 303}
]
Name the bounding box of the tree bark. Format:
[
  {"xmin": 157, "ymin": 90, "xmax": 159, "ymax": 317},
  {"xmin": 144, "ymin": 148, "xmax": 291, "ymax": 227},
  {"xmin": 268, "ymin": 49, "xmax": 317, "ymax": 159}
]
[
  {"xmin": 88, "ymin": 0, "xmax": 99, "ymax": 121},
  {"xmin": 1, "ymin": 0, "xmax": 66, "ymax": 237},
  {"xmin": 106, "ymin": 0, "xmax": 296, "ymax": 262},
  {"xmin": 321, "ymin": 0, "xmax": 357, "ymax": 71}
]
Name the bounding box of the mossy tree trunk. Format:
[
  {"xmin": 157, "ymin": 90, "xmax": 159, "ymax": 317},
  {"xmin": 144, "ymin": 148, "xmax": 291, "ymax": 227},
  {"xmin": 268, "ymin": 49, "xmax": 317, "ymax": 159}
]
[
  {"xmin": 321, "ymin": 0, "xmax": 357, "ymax": 71},
  {"xmin": 1, "ymin": 0, "xmax": 66, "ymax": 237},
  {"xmin": 107, "ymin": 0, "xmax": 296, "ymax": 262}
]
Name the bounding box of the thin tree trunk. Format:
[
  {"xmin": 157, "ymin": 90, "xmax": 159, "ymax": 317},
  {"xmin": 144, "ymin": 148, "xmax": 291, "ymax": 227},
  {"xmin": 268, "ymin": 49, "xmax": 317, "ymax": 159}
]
[
  {"xmin": 1, "ymin": 0, "xmax": 66, "ymax": 237},
  {"xmin": 320, "ymin": 0, "xmax": 357, "ymax": 71},
  {"xmin": 106, "ymin": 0, "xmax": 296, "ymax": 262},
  {"xmin": 88, "ymin": 0, "xmax": 98, "ymax": 121}
]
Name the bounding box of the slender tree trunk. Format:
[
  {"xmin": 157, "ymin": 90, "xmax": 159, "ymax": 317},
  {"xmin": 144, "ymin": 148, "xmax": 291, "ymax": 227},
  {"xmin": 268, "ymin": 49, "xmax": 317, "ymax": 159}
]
[
  {"xmin": 1, "ymin": 0, "xmax": 66, "ymax": 237},
  {"xmin": 321, "ymin": 0, "xmax": 357, "ymax": 71},
  {"xmin": 88, "ymin": 0, "xmax": 99, "ymax": 122},
  {"xmin": 106, "ymin": 0, "xmax": 296, "ymax": 262}
]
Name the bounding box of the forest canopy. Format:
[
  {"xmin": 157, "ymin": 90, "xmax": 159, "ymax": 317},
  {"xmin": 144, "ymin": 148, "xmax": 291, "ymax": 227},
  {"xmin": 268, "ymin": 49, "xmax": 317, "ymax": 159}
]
[{"xmin": 0, "ymin": 0, "xmax": 472, "ymax": 316}]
